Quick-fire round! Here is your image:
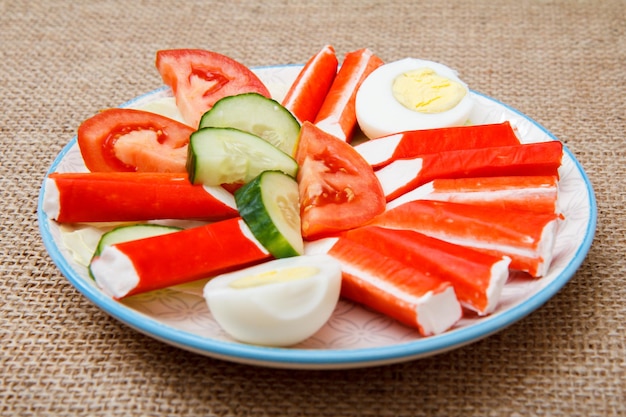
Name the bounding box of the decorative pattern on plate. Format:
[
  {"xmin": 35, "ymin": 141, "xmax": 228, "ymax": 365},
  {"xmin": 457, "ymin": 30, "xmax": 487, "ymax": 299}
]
[{"xmin": 38, "ymin": 65, "xmax": 596, "ymax": 369}]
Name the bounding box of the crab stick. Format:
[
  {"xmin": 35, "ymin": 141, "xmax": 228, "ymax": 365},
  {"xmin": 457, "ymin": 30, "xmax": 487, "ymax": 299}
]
[
  {"xmin": 91, "ymin": 217, "xmax": 272, "ymax": 299},
  {"xmin": 342, "ymin": 226, "xmax": 511, "ymax": 315},
  {"xmin": 387, "ymin": 175, "xmax": 560, "ymax": 214},
  {"xmin": 281, "ymin": 45, "xmax": 338, "ymax": 123},
  {"xmin": 355, "ymin": 122, "xmax": 521, "ymax": 169},
  {"xmin": 376, "ymin": 140, "xmax": 563, "ymax": 202},
  {"xmin": 314, "ymin": 48, "xmax": 384, "ymax": 142},
  {"xmin": 370, "ymin": 200, "xmax": 560, "ymax": 277},
  {"xmin": 44, "ymin": 172, "xmax": 238, "ymax": 223},
  {"xmin": 308, "ymin": 236, "xmax": 461, "ymax": 335}
]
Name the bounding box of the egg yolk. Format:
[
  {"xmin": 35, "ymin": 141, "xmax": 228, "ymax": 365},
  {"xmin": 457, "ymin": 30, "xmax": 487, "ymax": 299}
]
[
  {"xmin": 229, "ymin": 266, "xmax": 319, "ymax": 289},
  {"xmin": 392, "ymin": 68, "xmax": 466, "ymax": 114}
]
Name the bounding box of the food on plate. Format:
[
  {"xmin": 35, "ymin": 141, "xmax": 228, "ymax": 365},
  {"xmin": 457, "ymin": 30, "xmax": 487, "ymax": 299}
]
[
  {"xmin": 388, "ymin": 175, "xmax": 560, "ymax": 214},
  {"xmin": 235, "ymin": 170, "xmax": 304, "ymax": 258},
  {"xmin": 308, "ymin": 236, "xmax": 462, "ymax": 336},
  {"xmin": 43, "ymin": 172, "xmax": 238, "ymax": 223},
  {"xmin": 203, "ymin": 255, "xmax": 342, "ymax": 346},
  {"xmin": 47, "ymin": 46, "xmax": 569, "ymax": 346},
  {"xmin": 156, "ymin": 49, "xmax": 271, "ymax": 127},
  {"xmin": 185, "ymin": 127, "xmax": 298, "ymax": 187},
  {"xmin": 370, "ymin": 200, "xmax": 560, "ymax": 277},
  {"xmin": 90, "ymin": 217, "xmax": 272, "ymax": 299},
  {"xmin": 60, "ymin": 226, "xmax": 109, "ymax": 267},
  {"xmin": 198, "ymin": 92, "xmax": 301, "ymax": 157},
  {"xmin": 77, "ymin": 108, "xmax": 195, "ymax": 173},
  {"xmin": 88, "ymin": 224, "xmax": 182, "ymax": 278},
  {"xmin": 314, "ymin": 48, "xmax": 384, "ymax": 142},
  {"xmin": 295, "ymin": 122, "xmax": 386, "ymax": 239},
  {"xmin": 282, "ymin": 45, "xmax": 338, "ymax": 124},
  {"xmin": 355, "ymin": 58, "xmax": 474, "ymax": 139},
  {"xmin": 341, "ymin": 226, "xmax": 511, "ymax": 315},
  {"xmin": 354, "ymin": 121, "xmax": 520, "ymax": 169},
  {"xmin": 375, "ymin": 140, "xmax": 564, "ymax": 201}
]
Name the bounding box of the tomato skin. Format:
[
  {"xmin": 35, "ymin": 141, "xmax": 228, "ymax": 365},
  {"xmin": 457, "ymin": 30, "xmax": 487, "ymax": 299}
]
[
  {"xmin": 77, "ymin": 108, "xmax": 195, "ymax": 172},
  {"xmin": 295, "ymin": 122, "xmax": 386, "ymax": 240},
  {"xmin": 156, "ymin": 49, "xmax": 271, "ymax": 128}
]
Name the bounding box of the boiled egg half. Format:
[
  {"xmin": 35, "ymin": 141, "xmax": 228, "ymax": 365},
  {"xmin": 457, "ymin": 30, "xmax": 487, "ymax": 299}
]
[
  {"xmin": 355, "ymin": 58, "xmax": 474, "ymax": 139},
  {"xmin": 203, "ymin": 255, "xmax": 342, "ymax": 346}
]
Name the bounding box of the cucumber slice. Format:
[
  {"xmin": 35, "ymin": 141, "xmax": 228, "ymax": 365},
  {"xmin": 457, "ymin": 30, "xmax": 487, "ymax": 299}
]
[
  {"xmin": 199, "ymin": 93, "xmax": 301, "ymax": 157},
  {"xmin": 235, "ymin": 170, "xmax": 303, "ymax": 258},
  {"xmin": 186, "ymin": 127, "xmax": 298, "ymax": 186},
  {"xmin": 88, "ymin": 224, "xmax": 182, "ymax": 279}
]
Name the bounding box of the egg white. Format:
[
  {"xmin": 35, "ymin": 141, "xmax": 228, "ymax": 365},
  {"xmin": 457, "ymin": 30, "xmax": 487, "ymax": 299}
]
[
  {"xmin": 355, "ymin": 58, "xmax": 475, "ymax": 139},
  {"xmin": 203, "ymin": 255, "xmax": 342, "ymax": 346}
]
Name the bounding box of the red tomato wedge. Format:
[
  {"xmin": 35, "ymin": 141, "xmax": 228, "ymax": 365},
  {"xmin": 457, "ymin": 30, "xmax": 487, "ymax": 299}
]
[
  {"xmin": 156, "ymin": 49, "xmax": 271, "ymax": 127},
  {"xmin": 314, "ymin": 48, "xmax": 384, "ymax": 142},
  {"xmin": 281, "ymin": 45, "xmax": 338, "ymax": 123},
  {"xmin": 295, "ymin": 122, "xmax": 386, "ymax": 240},
  {"xmin": 77, "ymin": 108, "xmax": 195, "ymax": 173}
]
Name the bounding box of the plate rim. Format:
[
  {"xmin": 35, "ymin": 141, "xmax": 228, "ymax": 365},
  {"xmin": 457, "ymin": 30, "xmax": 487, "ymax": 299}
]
[{"xmin": 37, "ymin": 65, "xmax": 597, "ymax": 370}]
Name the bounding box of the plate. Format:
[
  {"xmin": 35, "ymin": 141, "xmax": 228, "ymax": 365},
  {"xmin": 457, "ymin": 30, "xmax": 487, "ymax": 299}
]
[{"xmin": 38, "ymin": 65, "xmax": 597, "ymax": 370}]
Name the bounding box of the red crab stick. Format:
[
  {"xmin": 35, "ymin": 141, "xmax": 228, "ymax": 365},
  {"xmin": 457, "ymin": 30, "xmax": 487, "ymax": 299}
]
[
  {"xmin": 281, "ymin": 45, "xmax": 338, "ymax": 123},
  {"xmin": 90, "ymin": 217, "xmax": 272, "ymax": 299},
  {"xmin": 355, "ymin": 122, "xmax": 521, "ymax": 169},
  {"xmin": 387, "ymin": 175, "xmax": 560, "ymax": 214},
  {"xmin": 309, "ymin": 236, "xmax": 462, "ymax": 335},
  {"xmin": 370, "ymin": 200, "xmax": 560, "ymax": 277},
  {"xmin": 44, "ymin": 172, "xmax": 238, "ymax": 223},
  {"xmin": 314, "ymin": 48, "xmax": 384, "ymax": 142},
  {"xmin": 377, "ymin": 140, "xmax": 563, "ymax": 202},
  {"xmin": 342, "ymin": 226, "xmax": 511, "ymax": 315}
]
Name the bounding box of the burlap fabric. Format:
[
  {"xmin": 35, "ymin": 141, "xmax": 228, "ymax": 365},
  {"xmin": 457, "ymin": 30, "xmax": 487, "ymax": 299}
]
[{"xmin": 1, "ymin": 1, "xmax": 624, "ymax": 415}]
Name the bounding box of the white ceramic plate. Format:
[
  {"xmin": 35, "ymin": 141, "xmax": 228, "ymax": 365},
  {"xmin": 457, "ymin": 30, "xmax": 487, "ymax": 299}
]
[{"xmin": 38, "ymin": 65, "xmax": 596, "ymax": 370}]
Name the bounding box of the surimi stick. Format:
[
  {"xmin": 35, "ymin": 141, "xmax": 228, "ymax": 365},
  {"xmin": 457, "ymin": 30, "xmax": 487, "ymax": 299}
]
[
  {"xmin": 314, "ymin": 48, "xmax": 384, "ymax": 142},
  {"xmin": 376, "ymin": 141, "xmax": 563, "ymax": 202},
  {"xmin": 281, "ymin": 45, "xmax": 338, "ymax": 123},
  {"xmin": 387, "ymin": 175, "xmax": 560, "ymax": 214},
  {"xmin": 310, "ymin": 236, "xmax": 462, "ymax": 336},
  {"xmin": 91, "ymin": 217, "xmax": 272, "ymax": 299},
  {"xmin": 369, "ymin": 200, "xmax": 560, "ymax": 277},
  {"xmin": 342, "ymin": 226, "xmax": 511, "ymax": 315},
  {"xmin": 44, "ymin": 172, "xmax": 238, "ymax": 223},
  {"xmin": 354, "ymin": 122, "xmax": 521, "ymax": 169}
]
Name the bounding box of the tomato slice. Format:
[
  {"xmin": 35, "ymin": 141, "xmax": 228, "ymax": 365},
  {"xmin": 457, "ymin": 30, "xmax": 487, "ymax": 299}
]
[
  {"xmin": 77, "ymin": 108, "xmax": 195, "ymax": 173},
  {"xmin": 295, "ymin": 122, "xmax": 386, "ymax": 239},
  {"xmin": 155, "ymin": 49, "xmax": 271, "ymax": 128}
]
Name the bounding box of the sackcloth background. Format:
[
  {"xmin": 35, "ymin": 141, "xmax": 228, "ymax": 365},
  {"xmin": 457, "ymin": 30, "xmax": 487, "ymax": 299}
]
[{"xmin": 1, "ymin": 1, "xmax": 625, "ymax": 416}]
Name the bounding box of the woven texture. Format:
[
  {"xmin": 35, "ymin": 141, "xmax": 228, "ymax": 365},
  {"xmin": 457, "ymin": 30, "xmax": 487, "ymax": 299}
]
[{"xmin": 1, "ymin": 0, "xmax": 625, "ymax": 415}]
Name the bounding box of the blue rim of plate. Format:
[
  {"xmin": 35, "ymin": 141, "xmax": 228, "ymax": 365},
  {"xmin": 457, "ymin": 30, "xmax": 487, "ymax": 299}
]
[{"xmin": 37, "ymin": 73, "xmax": 597, "ymax": 369}]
